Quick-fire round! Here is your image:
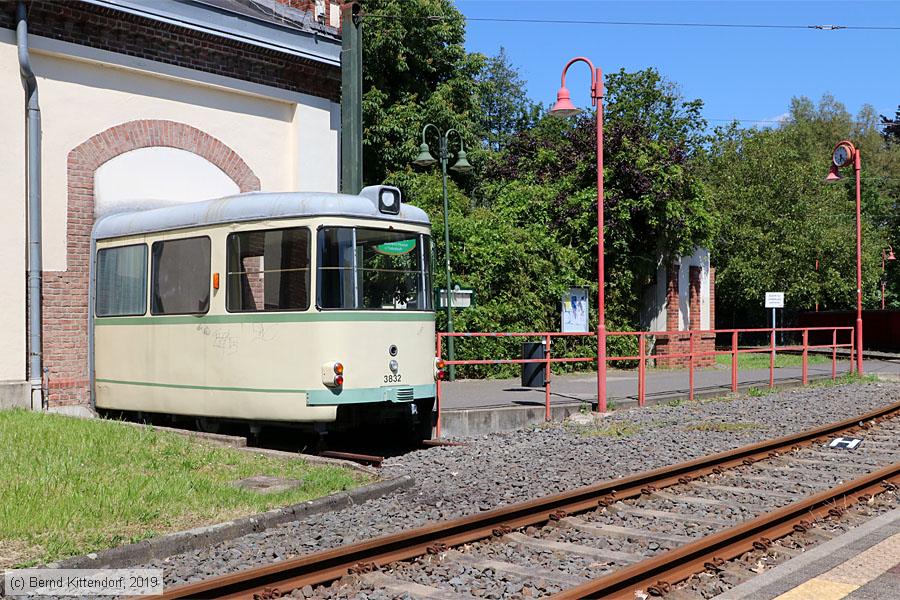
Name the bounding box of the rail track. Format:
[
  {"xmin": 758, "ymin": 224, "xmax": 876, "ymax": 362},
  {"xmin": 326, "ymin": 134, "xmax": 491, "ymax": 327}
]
[{"xmin": 160, "ymin": 400, "xmax": 900, "ymax": 600}]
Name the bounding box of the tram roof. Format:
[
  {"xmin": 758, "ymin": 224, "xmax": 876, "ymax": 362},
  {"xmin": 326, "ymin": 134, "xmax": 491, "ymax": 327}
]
[{"xmin": 92, "ymin": 191, "xmax": 431, "ymax": 241}]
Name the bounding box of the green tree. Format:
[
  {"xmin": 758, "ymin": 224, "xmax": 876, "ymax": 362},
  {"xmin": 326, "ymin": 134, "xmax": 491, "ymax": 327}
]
[
  {"xmin": 360, "ymin": 0, "xmax": 483, "ymax": 185},
  {"xmin": 703, "ymin": 95, "xmax": 897, "ymax": 326},
  {"xmin": 476, "ymin": 47, "xmax": 540, "ymax": 151}
]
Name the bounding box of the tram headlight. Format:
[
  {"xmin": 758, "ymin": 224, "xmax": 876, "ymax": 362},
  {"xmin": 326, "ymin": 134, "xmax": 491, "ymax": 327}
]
[
  {"xmin": 323, "ymin": 361, "xmax": 345, "ymax": 387},
  {"xmin": 434, "ymin": 358, "xmax": 446, "ymax": 381},
  {"xmin": 378, "ymin": 188, "xmax": 401, "ymax": 215}
]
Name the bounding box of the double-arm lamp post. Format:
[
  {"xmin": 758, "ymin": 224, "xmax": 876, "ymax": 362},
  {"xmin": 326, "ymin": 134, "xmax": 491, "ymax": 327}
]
[
  {"xmin": 825, "ymin": 140, "xmax": 864, "ymax": 374},
  {"xmin": 413, "ymin": 124, "xmax": 473, "ymax": 381},
  {"xmin": 548, "ymin": 57, "xmax": 607, "ymax": 413}
]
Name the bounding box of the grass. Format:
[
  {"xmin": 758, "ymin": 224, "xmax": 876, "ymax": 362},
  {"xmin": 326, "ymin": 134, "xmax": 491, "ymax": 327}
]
[
  {"xmin": 576, "ymin": 420, "xmax": 642, "ymax": 438},
  {"xmin": 0, "ymin": 410, "xmax": 369, "ymax": 568},
  {"xmin": 715, "ymin": 352, "xmax": 830, "ymax": 370},
  {"xmin": 685, "ymin": 421, "xmax": 764, "ymax": 433}
]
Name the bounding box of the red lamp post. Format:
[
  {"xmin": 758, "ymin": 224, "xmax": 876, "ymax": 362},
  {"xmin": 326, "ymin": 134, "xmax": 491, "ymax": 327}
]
[
  {"xmin": 549, "ymin": 57, "xmax": 607, "ymax": 412},
  {"xmin": 882, "ymin": 246, "xmax": 895, "ymax": 310},
  {"xmin": 825, "ymin": 140, "xmax": 863, "ymax": 374},
  {"xmin": 815, "ymin": 258, "xmax": 819, "ymax": 312}
]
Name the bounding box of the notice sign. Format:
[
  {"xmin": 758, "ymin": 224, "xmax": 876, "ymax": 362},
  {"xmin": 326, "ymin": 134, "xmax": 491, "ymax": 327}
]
[
  {"xmin": 562, "ymin": 287, "xmax": 589, "ymax": 332},
  {"xmin": 765, "ymin": 292, "xmax": 785, "ymax": 309}
]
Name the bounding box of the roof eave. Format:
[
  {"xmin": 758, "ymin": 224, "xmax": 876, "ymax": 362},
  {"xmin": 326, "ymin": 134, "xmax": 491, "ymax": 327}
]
[{"xmin": 82, "ymin": 0, "xmax": 341, "ymax": 67}]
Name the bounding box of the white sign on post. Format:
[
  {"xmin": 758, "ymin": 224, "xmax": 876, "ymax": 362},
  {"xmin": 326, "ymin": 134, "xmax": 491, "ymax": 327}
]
[{"xmin": 765, "ymin": 292, "xmax": 785, "ymax": 309}]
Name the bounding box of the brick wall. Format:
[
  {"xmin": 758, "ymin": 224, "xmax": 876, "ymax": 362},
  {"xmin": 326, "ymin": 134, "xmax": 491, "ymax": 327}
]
[
  {"xmin": 46, "ymin": 120, "xmax": 260, "ymax": 406},
  {"xmin": 0, "ymin": 1, "xmax": 341, "ymax": 101}
]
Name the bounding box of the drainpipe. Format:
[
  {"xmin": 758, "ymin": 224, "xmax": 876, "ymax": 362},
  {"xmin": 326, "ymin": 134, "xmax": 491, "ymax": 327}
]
[
  {"xmin": 17, "ymin": 0, "xmax": 45, "ymax": 410},
  {"xmin": 340, "ymin": 1, "xmax": 363, "ymax": 194}
]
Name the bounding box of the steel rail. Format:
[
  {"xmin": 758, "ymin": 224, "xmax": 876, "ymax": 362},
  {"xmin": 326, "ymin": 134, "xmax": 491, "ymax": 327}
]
[
  {"xmin": 158, "ymin": 399, "xmax": 900, "ymax": 599},
  {"xmin": 551, "ymin": 460, "xmax": 900, "ymax": 599}
]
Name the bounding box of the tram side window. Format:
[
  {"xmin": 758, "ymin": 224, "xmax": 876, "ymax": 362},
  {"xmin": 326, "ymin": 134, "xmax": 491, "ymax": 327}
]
[
  {"xmin": 317, "ymin": 227, "xmax": 432, "ymax": 310},
  {"xmin": 95, "ymin": 244, "xmax": 148, "ymax": 317},
  {"xmin": 151, "ymin": 237, "xmax": 211, "ymax": 315},
  {"xmin": 226, "ymin": 228, "xmax": 311, "ymax": 312}
]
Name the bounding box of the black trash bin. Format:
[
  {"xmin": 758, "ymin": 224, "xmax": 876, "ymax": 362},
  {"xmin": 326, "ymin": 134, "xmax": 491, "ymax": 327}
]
[{"xmin": 521, "ymin": 341, "xmax": 545, "ymax": 387}]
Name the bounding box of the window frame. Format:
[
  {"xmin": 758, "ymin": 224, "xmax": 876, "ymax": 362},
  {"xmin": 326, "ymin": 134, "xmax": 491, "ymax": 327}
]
[
  {"xmin": 224, "ymin": 226, "xmax": 313, "ymax": 314},
  {"xmin": 315, "ymin": 224, "xmax": 433, "ymax": 312},
  {"xmin": 94, "ymin": 243, "xmax": 149, "ymax": 318},
  {"xmin": 150, "ymin": 235, "xmax": 212, "ymax": 316}
]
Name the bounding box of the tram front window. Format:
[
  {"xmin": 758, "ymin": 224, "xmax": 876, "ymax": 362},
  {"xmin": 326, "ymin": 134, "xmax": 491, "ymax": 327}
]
[{"xmin": 317, "ymin": 227, "xmax": 432, "ymax": 310}]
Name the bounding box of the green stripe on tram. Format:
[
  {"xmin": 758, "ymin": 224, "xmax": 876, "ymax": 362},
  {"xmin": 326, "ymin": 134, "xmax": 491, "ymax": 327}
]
[
  {"xmin": 94, "ymin": 312, "xmax": 436, "ymax": 326},
  {"xmin": 95, "ymin": 378, "xmax": 304, "ymax": 394}
]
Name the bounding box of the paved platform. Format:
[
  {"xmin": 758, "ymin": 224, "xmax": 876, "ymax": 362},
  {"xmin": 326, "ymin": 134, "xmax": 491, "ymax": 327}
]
[
  {"xmin": 440, "ymin": 359, "xmax": 900, "ymax": 411},
  {"xmin": 715, "ymin": 507, "xmax": 900, "ymax": 600},
  {"xmin": 435, "ymin": 359, "xmax": 900, "ymax": 437}
]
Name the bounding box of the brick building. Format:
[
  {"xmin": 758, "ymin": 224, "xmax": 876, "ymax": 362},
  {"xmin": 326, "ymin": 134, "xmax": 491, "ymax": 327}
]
[
  {"xmin": 641, "ymin": 248, "xmax": 716, "ymax": 368},
  {"xmin": 1, "ymin": 0, "xmax": 345, "ymax": 411}
]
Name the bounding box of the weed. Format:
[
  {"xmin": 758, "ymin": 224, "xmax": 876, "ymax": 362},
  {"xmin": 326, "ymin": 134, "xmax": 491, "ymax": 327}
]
[
  {"xmin": 746, "ymin": 386, "xmax": 774, "ymax": 397},
  {"xmin": 810, "ymin": 373, "xmax": 878, "ymax": 388},
  {"xmin": 578, "ymin": 420, "xmax": 642, "ymax": 438}
]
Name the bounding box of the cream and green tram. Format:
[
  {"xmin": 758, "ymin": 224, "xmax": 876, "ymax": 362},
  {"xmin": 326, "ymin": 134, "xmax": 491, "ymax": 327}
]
[{"xmin": 89, "ymin": 186, "xmax": 438, "ymax": 440}]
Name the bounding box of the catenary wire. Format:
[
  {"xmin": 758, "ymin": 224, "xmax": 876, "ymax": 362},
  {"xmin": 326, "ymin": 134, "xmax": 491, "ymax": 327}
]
[{"xmin": 361, "ymin": 14, "xmax": 900, "ymax": 32}]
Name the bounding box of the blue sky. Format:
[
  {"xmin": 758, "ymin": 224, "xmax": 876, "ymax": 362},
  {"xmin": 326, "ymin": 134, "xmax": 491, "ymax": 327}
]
[{"xmin": 456, "ymin": 1, "xmax": 899, "ymax": 127}]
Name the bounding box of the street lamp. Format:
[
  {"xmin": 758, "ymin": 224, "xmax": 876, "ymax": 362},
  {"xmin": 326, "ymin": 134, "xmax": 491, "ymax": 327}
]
[
  {"xmin": 825, "ymin": 140, "xmax": 864, "ymax": 374},
  {"xmin": 414, "ymin": 124, "xmax": 472, "ymax": 381},
  {"xmin": 549, "ymin": 57, "xmax": 607, "ymax": 412},
  {"xmin": 882, "ymin": 246, "xmax": 895, "ymax": 310}
]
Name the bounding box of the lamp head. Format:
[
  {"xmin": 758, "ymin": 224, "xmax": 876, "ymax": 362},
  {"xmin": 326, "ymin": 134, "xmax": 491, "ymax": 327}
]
[
  {"xmin": 549, "ymin": 86, "xmax": 579, "ymax": 117},
  {"xmin": 450, "ymin": 149, "xmax": 473, "ymax": 173},
  {"xmin": 824, "ymin": 164, "xmax": 843, "ymax": 183},
  {"xmin": 413, "ymin": 143, "xmax": 437, "ymax": 167}
]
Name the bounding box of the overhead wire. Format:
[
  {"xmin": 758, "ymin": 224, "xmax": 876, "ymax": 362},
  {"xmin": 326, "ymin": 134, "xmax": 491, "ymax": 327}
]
[{"xmin": 361, "ymin": 14, "xmax": 900, "ymax": 32}]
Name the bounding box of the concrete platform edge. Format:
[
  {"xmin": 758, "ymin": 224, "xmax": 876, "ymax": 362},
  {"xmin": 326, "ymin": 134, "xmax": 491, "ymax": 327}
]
[
  {"xmin": 440, "ymin": 403, "xmax": 584, "ymax": 437},
  {"xmin": 713, "ymin": 507, "xmax": 900, "ymax": 600},
  {"xmin": 40, "ymin": 475, "xmax": 415, "ymax": 571}
]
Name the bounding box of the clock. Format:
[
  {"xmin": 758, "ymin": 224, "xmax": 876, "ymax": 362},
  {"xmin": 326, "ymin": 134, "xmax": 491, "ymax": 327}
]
[{"xmin": 833, "ymin": 143, "xmax": 853, "ymax": 168}]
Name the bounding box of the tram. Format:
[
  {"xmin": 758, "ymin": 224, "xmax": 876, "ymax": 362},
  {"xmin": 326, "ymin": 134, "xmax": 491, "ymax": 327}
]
[{"xmin": 90, "ymin": 186, "xmax": 441, "ymax": 440}]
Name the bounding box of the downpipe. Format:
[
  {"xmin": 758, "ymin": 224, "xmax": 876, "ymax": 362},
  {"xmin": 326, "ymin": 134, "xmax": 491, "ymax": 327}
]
[{"xmin": 17, "ymin": 0, "xmax": 45, "ymax": 410}]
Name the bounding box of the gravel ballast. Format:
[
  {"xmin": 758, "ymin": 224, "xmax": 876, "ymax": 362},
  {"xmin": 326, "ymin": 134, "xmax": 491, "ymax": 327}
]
[{"xmin": 143, "ymin": 381, "xmax": 899, "ymax": 592}]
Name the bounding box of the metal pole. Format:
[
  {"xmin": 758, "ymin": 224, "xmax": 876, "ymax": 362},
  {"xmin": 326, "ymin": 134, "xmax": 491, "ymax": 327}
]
[
  {"xmin": 854, "ymin": 150, "xmax": 864, "ymax": 375},
  {"xmin": 340, "ymin": 2, "xmax": 363, "ymax": 195},
  {"xmin": 440, "ymin": 135, "xmax": 456, "ymax": 381},
  {"xmin": 544, "ymin": 335, "xmax": 551, "ymax": 421},
  {"xmin": 802, "ymin": 329, "xmax": 809, "ymax": 385},
  {"xmin": 595, "ymin": 67, "xmax": 607, "ymax": 414},
  {"xmin": 771, "ymin": 308, "xmax": 776, "ymax": 358},
  {"xmin": 688, "ymin": 331, "xmax": 694, "ymax": 401},
  {"xmin": 638, "ymin": 333, "xmax": 645, "ymax": 407},
  {"xmin": 731, "ymin": 330, "xmax": 738, "ymax": 392}
]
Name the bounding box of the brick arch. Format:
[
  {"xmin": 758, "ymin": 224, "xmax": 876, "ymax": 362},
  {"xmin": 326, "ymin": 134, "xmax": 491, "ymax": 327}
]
[{"xmin": 45, "ymin": 120, "xmax": 260, "ymax": 406}]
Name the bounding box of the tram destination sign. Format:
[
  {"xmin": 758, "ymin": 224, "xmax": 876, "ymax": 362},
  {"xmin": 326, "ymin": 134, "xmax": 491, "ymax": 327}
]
[
  {"xmin": 374, "ymin": 238, "xmax": 416, "ymax": 255},
  {"xmin": 764, "ymin": 292, "xmax": 785, "ymax": 309}
]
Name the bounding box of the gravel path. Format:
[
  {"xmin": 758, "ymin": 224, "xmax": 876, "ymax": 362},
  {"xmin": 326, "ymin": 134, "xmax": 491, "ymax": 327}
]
[{"xmin": 145, "ymin": 381, "xmax": 899, "ymax": 590}]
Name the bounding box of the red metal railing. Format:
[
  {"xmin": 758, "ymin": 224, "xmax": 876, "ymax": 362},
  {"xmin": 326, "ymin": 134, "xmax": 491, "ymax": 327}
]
[{"xmin": 434, "ymin": 326, "xmax": 856, "ymax": 438}]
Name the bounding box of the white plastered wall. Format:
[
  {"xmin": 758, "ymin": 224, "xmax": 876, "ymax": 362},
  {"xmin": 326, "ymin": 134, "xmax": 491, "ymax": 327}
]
[
  {"xmin": 0, "ymin": 39, "xmax": 27, "ymax": 382},
  {"xmin": 0, "ymin": 30, "xmax": 340, "ymax": 385},
  {"xmin": 642, "ymin": 248, "xmax": 712, "ymax": 332},
  {"xmin": 94, "ymin": 148, "xmax": 240, "ymax": 216}
]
